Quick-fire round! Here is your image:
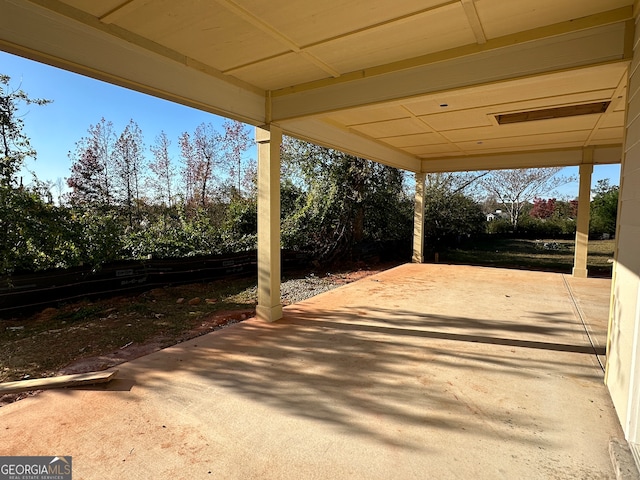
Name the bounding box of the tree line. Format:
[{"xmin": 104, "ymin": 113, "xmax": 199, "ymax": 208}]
[{"xmin": 0, "ymin": 74, "xmax": 619, "ymax": 277}]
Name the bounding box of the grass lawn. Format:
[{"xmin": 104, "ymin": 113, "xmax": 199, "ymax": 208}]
[{"xmin": 439, "ymin": 238, "xmax": 615, "ymax": 277}]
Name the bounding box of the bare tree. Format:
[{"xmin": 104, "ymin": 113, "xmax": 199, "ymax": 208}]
[
  {"xmin": 221, "ymin": 119, "xmax": 251, "ymax": 197},
  {"xmin": 179, "ymin": 123, "xmax": 221, "ymax": 207},
  {"xmin": 54, "ymin": 177, "xmax": 64, "ymax": 205},
  {"xmin": 67, "ymin": 117, "xmax": 115, "ymax": 206},
  {"xmin": 479, "ymin": 167, "xmax": 575, "ymax": 229},
  {"xmin": 112, "ymin": 119, "xmax": 145, "ymax": 226},
  {"xmin": 425, "ymin": 171, "xmax": 488, "ymax": 197},
  {"xmin": 148, "ymin": 131, "xmax": 176, "ymax": 207}
]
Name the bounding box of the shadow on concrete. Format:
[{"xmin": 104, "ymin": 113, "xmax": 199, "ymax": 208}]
[{"xmin": 114, "ymin": 301, "xmax": 606, "ymax": 451}]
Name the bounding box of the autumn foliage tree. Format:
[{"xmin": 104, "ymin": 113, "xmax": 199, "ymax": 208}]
[{"xmin": 530, "ymin": 197, "xmax": 557, "ymax": 219}]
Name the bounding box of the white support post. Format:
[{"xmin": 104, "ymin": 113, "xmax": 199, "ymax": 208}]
[
  {"xmin": 256, "ymin": 125, "xmax": 283, "ymax": 322},
  {"xmin": 412, "ymin": 172, "xmax": 426, "ymax": 263},
  {"xmin": 572, "ymin": 154, "xmax": 594, "ymax": 278}
]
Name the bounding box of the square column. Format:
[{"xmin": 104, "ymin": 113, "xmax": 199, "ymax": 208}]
[
  {"xmin": 256, "ymin": 125, "xmax": 283, "ymax": 322},
  {"xmin": 572, "ymin": 157, "xmax": 593, "ymax": 278},
  {"xmin": 412, "ymin": 172, "xmax": 426, "ymax": 263}
]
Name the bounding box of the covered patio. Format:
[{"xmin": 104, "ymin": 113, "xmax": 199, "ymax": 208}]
[
  {"xmin": 0, "ymin": 264, "xmax": 623, "ymax": 478},
  {"xmin": 3, "ymin": 0, "xmax": 640, "ymax": 473}
]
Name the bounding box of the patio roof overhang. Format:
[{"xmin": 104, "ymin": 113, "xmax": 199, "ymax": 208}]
[{"xmin": 0, "ymin": 0, "xmax": 633, "ymax": 172}]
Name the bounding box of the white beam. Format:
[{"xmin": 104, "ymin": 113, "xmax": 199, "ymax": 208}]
[
  {"xmin": 461, "ymin": 0, "xmax": 487, "ymax": 45},
  {"xmin": 272, "ymin": 18, "xmax": 631, "ymax": 121},
  {"xmin": 0, "ymin": 0, "xmax": 266, "ymax": 125},
  {"xmin": 281, "ymin": 118, "xmax": 421, "ymax": 171},
  {"xmin": 420, "ymin": 146, "xmax": 622, "ymax": 173}
]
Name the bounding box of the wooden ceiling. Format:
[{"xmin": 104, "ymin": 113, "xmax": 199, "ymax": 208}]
[{"xmin": 0, "ymin": 0, "xmax": 635, "ymax": 172}]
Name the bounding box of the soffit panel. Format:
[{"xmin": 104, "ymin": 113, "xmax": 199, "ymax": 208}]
[
  {"xmin": 60, "ymin": 0, "xmax": 123, "ymax": 17},
  {"xmin": 600, "ymin": 110, "xmax": 627, "ymax": 128},
  {"xmin": 306, "ymin": 3, "xmax": 476, "ymax": 74},
  {"xmin": 591, "ymin": 126, "xmax": 626, "ymax": 140},
  {"xmin": 403, "ymin": 63, "xmax": 628, "ymax": 115},
  {"xmin": 350, "ymin": 117, "xmax": 431, "ymax": 138},
  {"xmin": 614, "ymin": 90, "xmax": 627, "ymax": 112},
  {"xmin": 315, "ymin": 62, "xmax": 626, "ymax": 162},
  {"xmin": 111, "ymin": 0, "xmax": 288, "ymax": 71},
  {"xmin": 228, "ymin": 52, "xmax": 330, "ymax": 91},
  {"xmin": 479, "ymin": 91, "xmax": 617, "ymax": 116},
  {"xmin": 231, "ymin": 0, "xmax": 451, "ymax": 47},
  {"xmin": 417, "ymin": 109, "xmax": 495, "ymax": 131},
  {"xmin": 327, "ymin": 105, "xmax": 411, "ymax": 126},
  {"xmin": 443, "ymin": 115, "xmax": 600, "ymax": 142},
  {"xmin": 414, "ymin": 91, "xmax": 618, "ymax": 131},
  {"xmin": 426, "ymin": 143, "xmax": 587, "ymax": 159},
  {"xmin": 456, "ymin": 130, "xmax": 591, "ymax": 150},
  {"xmin": 475, "ymin": 0, "xmax": 632, "ymax": 39},
  {"xmin": 383, "ymin": 133, "xmax": 452, "ymax": 148},
  {"xmin": 405, "ymin": 143, "xmax": 461, "ymax": 155},
  {"xmin": 304, "ymin": 63, "xmax": 627, "ymax": 166},
  {"xmin": 442, "ymin": 142, "xmax": 589, "ymax": 158}
]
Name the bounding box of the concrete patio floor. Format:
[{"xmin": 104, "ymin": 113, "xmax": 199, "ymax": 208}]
[{"xmin": 0, "ymin": 264, "xmax": 625, "ymax": 479}]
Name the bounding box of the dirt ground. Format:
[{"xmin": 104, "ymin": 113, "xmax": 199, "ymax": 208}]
[{"xmin": 0, "ymin": 262, "xmax": 395, "ymax": 406}]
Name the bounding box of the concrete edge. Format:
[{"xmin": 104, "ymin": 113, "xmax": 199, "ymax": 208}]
[{"xmin": 610, "ymin": 438, "xmax": 640, "ymax": 480}]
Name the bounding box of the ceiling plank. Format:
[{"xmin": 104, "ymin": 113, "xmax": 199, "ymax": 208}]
[
  {"xmin": 100, "ymin": 0, "xmax": 150, "ymax": 24},
  {"xmin": 461, "ymin": 0, "xmax": 487, "ymax": 44},
  {"xmin": 400, "ymin": 105, "xmax": 466, "ymax": 154},
  {"xmin": 213, "ymin": 0, "xmax": 340, "ymax": 78},
  {"xmin": 214, "ymin": 0, "xmax": 302, "ymax": 52}
]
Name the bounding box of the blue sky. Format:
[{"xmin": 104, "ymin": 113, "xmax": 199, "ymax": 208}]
[
  {"xmin": 1, "ymin": 50, "xmax": 621, "ymax": 198},
  {"xmin": 2, "ymin": 51, "xmax": 240, "ymax": 188}
]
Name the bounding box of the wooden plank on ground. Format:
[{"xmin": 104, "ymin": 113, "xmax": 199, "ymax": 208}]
[{"xmin": 0, "ymin": 370, "xmax": 118, "ymax": 395}]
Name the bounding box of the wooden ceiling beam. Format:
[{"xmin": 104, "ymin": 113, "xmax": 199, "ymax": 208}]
[
  {"xmin": 585, "ymin": 71, "xmax": 628, "ymax": 146},
  {"xmin": 461, "ymin": 0, "xmax": 487, "ymax": 44},
  {"xmin": 100, "ymin": 0, "xmax": 150, "ymax": 24},
  {"xmin": 281, "ymin": 118, "xmax": 422, "ymax": 172}
]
